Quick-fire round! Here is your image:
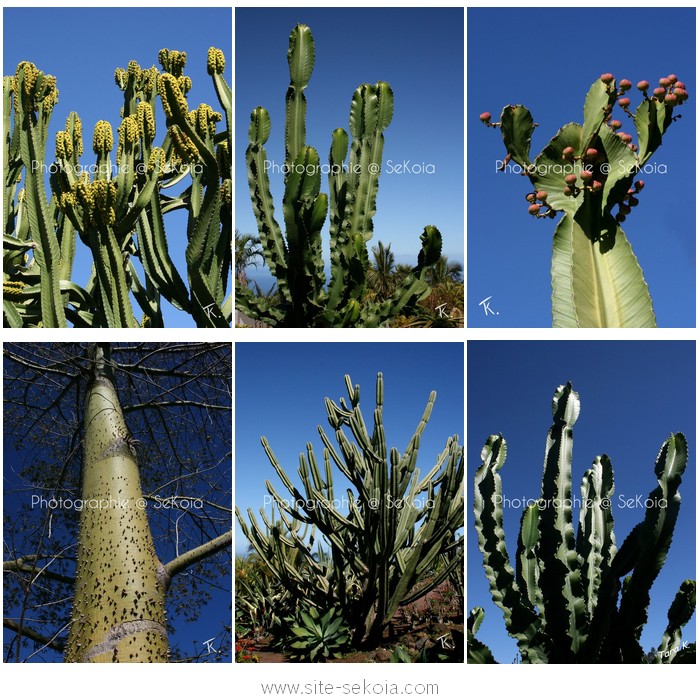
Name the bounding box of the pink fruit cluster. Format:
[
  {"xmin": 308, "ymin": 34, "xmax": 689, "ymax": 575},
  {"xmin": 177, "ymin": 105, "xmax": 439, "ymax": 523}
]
[
  {"xmin": 601, "ymin": 72, "xmax": 689, "ymax": 110},
  {"xmin": 615, "ymin": 180, "xmax": 644, "ymax": 223},
  {"xmin": 526, "ymin": 190, "xmax": 556, "ymax": 218}
]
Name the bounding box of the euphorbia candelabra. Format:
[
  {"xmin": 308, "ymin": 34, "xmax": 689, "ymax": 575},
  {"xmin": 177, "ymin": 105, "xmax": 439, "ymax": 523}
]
[{"xmin": 481, "ymin": 73, "xmax": 689, "ymax": 328}]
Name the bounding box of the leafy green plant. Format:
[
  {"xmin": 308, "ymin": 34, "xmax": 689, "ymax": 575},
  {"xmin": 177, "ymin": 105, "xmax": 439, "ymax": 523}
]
[
  {"xmin": 389, "ymin": 644, "xmax": 413, "ymax": 663},
  {"xmin": 4, "ymin": 47, "xmax": 231, "ymax": 327},
  {"xmin": 235, "ymin": 24, "xmax": 442, "ymax": 328},
  {"xmin": 285, "ymin": 605, "xmax": 350, "ymax": 662},
  {"xmin": 481, "ymin": 73, "xmax": 689, "ymax": 327},
  {"xmin": 470, "ymin": 382, "xmax": 695, "ymax": 663},
  {"xmin": 236, "ymin": 372, "xmax": 464, "ymax": 648}
]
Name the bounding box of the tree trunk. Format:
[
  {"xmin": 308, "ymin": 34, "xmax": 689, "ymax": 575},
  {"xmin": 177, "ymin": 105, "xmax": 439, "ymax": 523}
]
[{"xmin": 64, "ymin": 344, "xmax": 169, "ymax": 662}]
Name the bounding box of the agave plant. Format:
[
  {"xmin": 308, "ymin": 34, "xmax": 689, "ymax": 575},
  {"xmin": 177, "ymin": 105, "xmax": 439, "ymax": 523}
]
[{"xmin": 285, "ymin": 605, "xmax": 350, "ymax": 662}]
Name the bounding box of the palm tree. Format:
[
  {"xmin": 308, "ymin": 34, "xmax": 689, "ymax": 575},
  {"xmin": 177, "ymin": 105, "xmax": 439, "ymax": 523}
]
[
  {"xmin": 426, "ymin": 255, "xmax": 463, "ymax": 286},
  {"xmin": 366, "ymin": 241, "xmax": 396, "ymax": 299},
  {"xmin": 235, "ymin": 229, "xmax": 265, "ymax": 286}
]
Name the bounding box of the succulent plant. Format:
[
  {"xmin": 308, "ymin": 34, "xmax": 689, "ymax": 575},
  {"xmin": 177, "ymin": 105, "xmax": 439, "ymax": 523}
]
[
  {"xmin": 469, "ymin": 383, "xmax": 695, "ymax": 664},
  {"xmin": 481, "ymin": 72, "xmax": 689, "ymax": 327},
  {"xmin": 3, "ymin": 48, "xmax": 232, "ymax": 327},
  {"xmin": 235, "ymin": 24, "xmax": 442, "ymax": 328}
]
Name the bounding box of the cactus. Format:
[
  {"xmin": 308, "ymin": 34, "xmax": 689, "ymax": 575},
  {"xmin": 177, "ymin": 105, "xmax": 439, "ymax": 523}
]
[
  {"xmin": 470, "ymin": 383, "xmax": 695, "ymax": 663},
  {"xmin": 482, "ymin": 73, "xmax": 690, "ymax": 327},
  {"xmin": 236, "ymin": 24, "xmax": 443, "ymax": 328},
  {"xmin": 3, "ymin": 48, "xmax": 232, "ymax": 327},
  {"xmin": 236, "ymin": 372, "xmax": 464, "ymax": 647}
]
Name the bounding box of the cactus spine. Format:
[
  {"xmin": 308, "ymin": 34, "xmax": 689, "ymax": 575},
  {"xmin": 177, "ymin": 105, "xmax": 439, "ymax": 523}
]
[
  {"xmin": 236, "ymin": 24, "xmax": 442, "ymax": 328},
  {"xmin": 483, "ymin": 74, "xmax": 689, "ymax": 327},
  {"xmin": 470, "ymin": 383, "xmax": 695, "ymax": 663},
  {"xmin": 236, "ymin": 373, "xmax": 464, "ymax": 647}
]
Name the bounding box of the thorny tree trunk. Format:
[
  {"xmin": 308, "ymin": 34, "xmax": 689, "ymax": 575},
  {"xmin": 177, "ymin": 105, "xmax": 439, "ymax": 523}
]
[{"xmin": 64, "ymin": 344, "xmax": 169, "ymax": 662}]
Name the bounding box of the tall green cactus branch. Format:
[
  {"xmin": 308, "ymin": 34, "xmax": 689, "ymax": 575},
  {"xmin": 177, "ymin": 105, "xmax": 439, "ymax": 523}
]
[
  {"xmin": 237, "ymin": 373, "xmax": 464, "ymax": 648},
  {"xmin": 470, "ymin": 383, "xmax": 694, "ymax": 663},
  {"xmin": 236, "ymin": 24, "xmax": 442, "ymax": 328}
]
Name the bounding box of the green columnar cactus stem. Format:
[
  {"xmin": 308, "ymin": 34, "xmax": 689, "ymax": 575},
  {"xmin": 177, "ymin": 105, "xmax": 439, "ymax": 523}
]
[
  {"xmin": 483, "ymin": 74, "xmax": 690, "ymax": 328},
  {"xmin": 3, "ymin": 47, "xmax": 232, "ymax": 327},
  {"xmin": 236, "ymin": 373, "xmax": 464, "ymax": 648},
  {"xmin": 471, "ymin": 383, "xmax": 695, "ymax": 663},
  {"xmin": 64, "ymin": 344, "xmax": 169, "ymax": 662},
  {"xmin": 236, "ymin": 24, "xmax": 443, "ymax": 328}
]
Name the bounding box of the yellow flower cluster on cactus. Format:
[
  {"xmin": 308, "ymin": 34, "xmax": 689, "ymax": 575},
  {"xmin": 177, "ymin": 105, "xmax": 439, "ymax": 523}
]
[
  {"xmin": 188, "ymin": 103, "xmax": 221, "ymax": 139},
  {"xmin": 55, "ymin": 131, "xmax": 70, "ymax": 160},
  {"xmin": 137, "ymin": 102, "xmax": 156, "ymax": 141},
  {"xmin": 114, "ymin": 68, "xmax": 126, "ymax": 90},
  {"xmin": 13, "ymin": 61, "xmax": 57, "ymax": 113},
  {"xmin": 92, "ymin": 180, "xmax": 117, "ymax": 225},
  {"xmin": 147, "ymin": 147, "xmax": 166, "ymax": 175},
  {"xmin": 158, "ymin": 49, "xmax": 187, "ymax": 78},
  {"xmin": 67, "ymin": 113, "xmax": 83, "ymax": 156},
  {"xmin": 127, "ymin": 59, "xmax": 141, "ymax": 82},
  {"xmin": 216, "ymin": 141, "xmax": 231, "ymax": 175},
  {"xmin": 92, "ymin": 120, "xmax": 114, "ymax": 154},
  {"xmin": 221, "ymin": 179, "xmax": 231, "ymax": 206},
  {"xmin": 158, "ymin": 73, "xmax": 188, "ymax": 118},
  {"xmin": 116, "ymin": 115, "xmax": 139, "ymax": 160},
  {"xmin": 169, "ymin": 125, "xmax": 199, "ymax": 163},
  {"xmin": 3, "ymin": 280, "xmax": 26, "ymax": 298},
  {"xmin": 207, "ymin": 47, "xmax": 225, "ymax": 76}
]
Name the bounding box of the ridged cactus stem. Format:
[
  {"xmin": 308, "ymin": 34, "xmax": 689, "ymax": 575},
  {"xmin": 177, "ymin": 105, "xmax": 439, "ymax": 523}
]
[
  {"xmin": 236, "ymin": 373, "xmax": 464, "ymax": 648},
  {"xmin": 236, "ymin": 23, "xmax": 443, "ymax": 328},
  {"xmin": 471, "ymin": 383, "xmax": 694, "ymax": 664}
]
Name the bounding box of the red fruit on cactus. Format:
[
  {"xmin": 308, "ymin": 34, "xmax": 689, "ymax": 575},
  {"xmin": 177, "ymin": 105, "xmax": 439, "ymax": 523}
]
[
  {"xmin": 564, "ymin": 174, "xmax": 577, "ymax": 185},
  {"xmin": 618, "ymin": 97, "xmax": 631, "ymax": 108},
  {"xmin": 591, "ymin": 180, "xmax": 603, "ymax": 192},
  {"xmin": 536, "ymin": 190, "xmax": 548, "ymax": 202},
  {"xmin": 667, "ymin": 74, "xmax": 678, "ymax": 84},
  {"xmin": 600, "ymin": 73, "xmax": 614, "ymax": 84},
  {"xmin": 653, "ymin": 87, "xmax": 666, "ymax": 98},
  {"xmin": 665, "ymin": 93, "xmax": 678, "ymax": 104},
  {"xmin": 528, "ymin": 203, "xmax": 541, "ymax": 216},
  {"xmin": 562, "ymin": 146, "xmax": 575, "ymax": 160},
  {"xmin": 659, "ymin": 77, "xmax": 671, "ymax": 88},
  {"xmin": 619, "ymin": 133, "xmax": 633, "ymax": 144},
  {"xmin": 580, "ymin": 170, "xmax": 593, "ymax": 181},
  {"xmin": 628, "ymin": 196, "xmax": 639, "ymax": 207},
  {"xmin": 479, "ymin": 112, "xmax": 492, "ymax": 123},
  {"xmin": 586, "ymin": 148, "xmax": 598, "ymax": 159},
  {"xmin": 675, "ymin": 81, "xmax": 686, "ymax": 90},
  {"xmin": 637, "ymin": 80, "xmax": 650, "ymax": 91},
  {"xmin": 525, "ymin": 192, "xmax": 536, "ymax": 203},
  {"xmin": 635, "ymin": 180, "xmax": 645, "ymax": 191},
  {"xmin": 563, "ymin": 186, "xmax": 573, "ymax": 196},
  {"xmin": 619, "ymin": 79, "xmax": 632, "ymax": 91},
  {"xmin": 620, "ymin": 203, "xmax": 632, "ymax": 216},
  {"xmin": 609, "ymin": 119, "xmax": 622, "ymax": 130}
]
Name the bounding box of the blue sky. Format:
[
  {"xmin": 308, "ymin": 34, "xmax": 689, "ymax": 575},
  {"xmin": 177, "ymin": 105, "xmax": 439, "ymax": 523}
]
[
  {"xmin": 3, "ymin": 7, "xmax": 232, "ymax": 328},
  {"xmin": 235, "ymin": 7, "xmax": 464, "ymax": 286},
  {"xmin": 467, "ymin": 340, "xmax": 696, "ymax": 663},
  {"xmin": 235, "ymin": 342, "xmax": 464, "ymax": 556},
  {"xmin": 468, "ymin": 7, "xmax": 695, "ymax": 327}
]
